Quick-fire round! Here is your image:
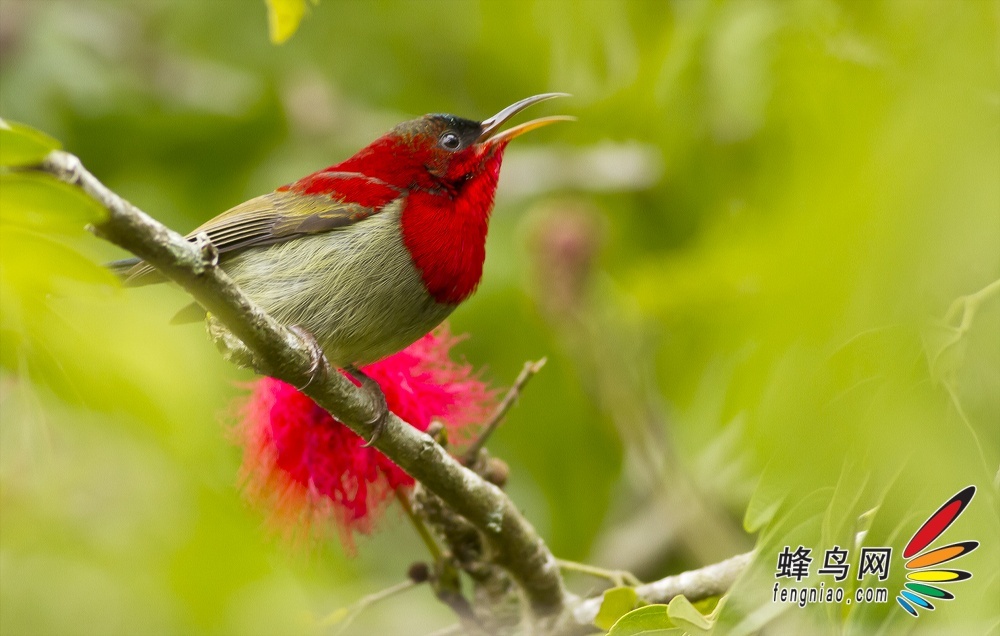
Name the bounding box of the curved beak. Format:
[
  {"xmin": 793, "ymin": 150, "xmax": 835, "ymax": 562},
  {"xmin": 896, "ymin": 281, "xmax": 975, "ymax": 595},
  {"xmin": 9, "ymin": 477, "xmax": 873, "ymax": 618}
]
[{"xmin": 477, "ymin": 93, "xmax": 574, "ymax": 145}]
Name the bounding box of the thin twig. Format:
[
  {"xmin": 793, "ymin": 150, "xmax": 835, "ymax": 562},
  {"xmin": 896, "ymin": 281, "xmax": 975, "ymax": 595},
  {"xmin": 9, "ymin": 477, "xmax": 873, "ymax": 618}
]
[
  {"xmin": 320, "ymin": 579, "xmax": 420, "ymax": 634},
  {"xmin": 556, "ymin": 559, "xmax": 642, "ymax": 587},
  {"xmin": 423, "ymin": 624, "xmax": 464, "ymax": 636},
  {"xmin": 569, "ymin": 552, "xmax": 753, "ymax": 628},
  {"xmin": 464, "ymin": 358, "xmax": 547, "ymax": 464},
  {"xmin": 32, "ymin": 150, "xmax": 567, "ymax": 619},
  {"xmin": 397, "ymin": 490, "xmax": 444, "ymax": 563},
  {"xmin": 931, "ymin": 277, "xmax": 1000, "ymax": 374},
  {"xmin": 926, "ymin": 279, "xmax": 999, "ymax": 482}
]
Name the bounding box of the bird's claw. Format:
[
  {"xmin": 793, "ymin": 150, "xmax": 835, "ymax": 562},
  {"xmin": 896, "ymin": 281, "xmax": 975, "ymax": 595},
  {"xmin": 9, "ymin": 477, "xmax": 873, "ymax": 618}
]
[
  {"xmin": 346, "ymin": 365, "xmax": 390, "ymax": 447},
  {"xmin": 290, "ymin": 325, "xmax": 325, "ymax": 390},
  {"xmin": 362, "ymin": 404, "xmax": 390, "ymax": 448}
]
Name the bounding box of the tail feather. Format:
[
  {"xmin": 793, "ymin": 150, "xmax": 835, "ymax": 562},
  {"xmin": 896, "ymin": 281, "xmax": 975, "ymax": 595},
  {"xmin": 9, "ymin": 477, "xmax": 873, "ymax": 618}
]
[
  {"xmin": 106, "ymin": 257, "xmax": 167, "ymax": 287},
  {"xmin": 108, "ymin": 258, "xmax": 205, "ymax": 324},
  {"xmin": 170, "ymin": 302, "xmax": 207, "ymax": 324},
  {"xmin": 107, "ymin": 256, "xmax": 141, "ymax": 275}
]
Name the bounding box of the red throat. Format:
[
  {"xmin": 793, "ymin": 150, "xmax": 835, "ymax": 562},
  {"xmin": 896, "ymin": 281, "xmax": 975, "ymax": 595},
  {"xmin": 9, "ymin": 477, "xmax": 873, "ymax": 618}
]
[
  {"xmin": 284, "ymin": 132, "xmax": 508, "ymax": 306},
  {"xmin": 401, "ymin": 146, "xmax": 507, "ymax": 305}
]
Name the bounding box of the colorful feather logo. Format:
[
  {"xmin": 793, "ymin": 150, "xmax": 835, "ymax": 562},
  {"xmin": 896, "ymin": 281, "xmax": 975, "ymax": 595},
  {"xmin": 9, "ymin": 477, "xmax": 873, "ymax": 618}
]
[{"xmin": 896, "ymin": 486, "xmax": 978, "ymax": 617}]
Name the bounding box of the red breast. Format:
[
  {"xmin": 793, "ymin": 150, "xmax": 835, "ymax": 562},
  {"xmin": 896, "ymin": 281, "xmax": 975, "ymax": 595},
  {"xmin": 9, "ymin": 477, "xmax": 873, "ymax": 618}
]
[{"xmin": 285, "ymin": 138, "xmax": 509, "ymax": 306}]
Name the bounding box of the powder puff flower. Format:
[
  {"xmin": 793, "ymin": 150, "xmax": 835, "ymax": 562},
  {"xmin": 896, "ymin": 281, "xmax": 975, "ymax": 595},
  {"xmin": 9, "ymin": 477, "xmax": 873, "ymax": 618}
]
[{"xmin": 234, "ymin": 326, "xmax": 495, "ymax": 550}]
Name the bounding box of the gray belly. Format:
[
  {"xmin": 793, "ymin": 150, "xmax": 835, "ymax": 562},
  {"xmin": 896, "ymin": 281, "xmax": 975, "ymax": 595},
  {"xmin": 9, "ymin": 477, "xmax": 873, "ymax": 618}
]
[{"xmin": 222, "ymin": 203, "xmax": 455, "ymax": 367}]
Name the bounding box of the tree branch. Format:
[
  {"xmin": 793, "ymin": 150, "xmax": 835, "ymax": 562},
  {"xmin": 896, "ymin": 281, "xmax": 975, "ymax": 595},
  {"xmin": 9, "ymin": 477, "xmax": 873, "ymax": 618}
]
[
  {"xmin": 569, "ymin": 552, "xmax": 752, "ymax": 627},
  {"xmin": 34, "ymin": 150, "xmax": 567, "ymax": 618}
]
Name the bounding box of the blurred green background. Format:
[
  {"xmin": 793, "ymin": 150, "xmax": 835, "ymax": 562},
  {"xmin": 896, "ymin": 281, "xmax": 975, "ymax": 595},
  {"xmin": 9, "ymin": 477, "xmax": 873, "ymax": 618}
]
[{"xmin": 1, "ymin": 0, "xmax": 997, "ymax": 634}]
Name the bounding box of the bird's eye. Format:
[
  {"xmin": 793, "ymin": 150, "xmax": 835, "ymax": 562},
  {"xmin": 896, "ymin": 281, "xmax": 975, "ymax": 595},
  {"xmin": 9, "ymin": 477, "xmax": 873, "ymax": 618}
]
[{"xmin": 439, "ymin": 131, "xmax": 461, "ymax": 150}]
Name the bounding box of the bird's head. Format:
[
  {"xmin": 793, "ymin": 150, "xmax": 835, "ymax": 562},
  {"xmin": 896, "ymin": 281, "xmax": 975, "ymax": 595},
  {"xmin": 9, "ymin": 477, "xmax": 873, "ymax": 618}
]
[
  {"xmin": 324, "ymin": 94, "xmax": 572, "ymax": 306},
  {"xmin": 337, "ymin": 93, "xmax": 573, "ymax": 193}
]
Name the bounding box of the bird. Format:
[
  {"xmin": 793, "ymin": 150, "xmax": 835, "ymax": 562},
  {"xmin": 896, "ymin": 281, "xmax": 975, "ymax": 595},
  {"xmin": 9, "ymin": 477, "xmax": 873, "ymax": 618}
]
[{"xmin": 110, "ymin": 93, "xmax": 572, "ymax": 444}]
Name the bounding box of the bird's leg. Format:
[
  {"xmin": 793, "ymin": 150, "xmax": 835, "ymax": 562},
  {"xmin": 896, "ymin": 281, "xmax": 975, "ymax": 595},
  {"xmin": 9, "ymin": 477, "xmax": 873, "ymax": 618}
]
[
  {"xmin": 345, "ymin": 364, "xmax": 390, "ymax": 447},
  {"xmin": 289, "ymin": 325, "xmax": 326, "ymax": 390},
  {"xmin": 286, "ymin": 327, "xmax": 386, "ymax": 445},
  {"xmin": 286, "ymin": 330, "xmax": 387, "ymax": 446}
]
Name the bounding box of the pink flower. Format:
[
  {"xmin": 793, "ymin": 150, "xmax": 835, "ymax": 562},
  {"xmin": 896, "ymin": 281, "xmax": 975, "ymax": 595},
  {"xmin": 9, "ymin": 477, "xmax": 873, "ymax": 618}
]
[{"xmin": 234, "ymin": 326, "xmax": 495, "ymax": 550}]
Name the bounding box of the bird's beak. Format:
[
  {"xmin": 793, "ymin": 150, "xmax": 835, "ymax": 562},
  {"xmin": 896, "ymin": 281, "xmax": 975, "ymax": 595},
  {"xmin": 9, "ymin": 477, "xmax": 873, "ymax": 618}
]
[{"xmin": 477, "ymin": 93, "xmax": 574, "ymax": 145}]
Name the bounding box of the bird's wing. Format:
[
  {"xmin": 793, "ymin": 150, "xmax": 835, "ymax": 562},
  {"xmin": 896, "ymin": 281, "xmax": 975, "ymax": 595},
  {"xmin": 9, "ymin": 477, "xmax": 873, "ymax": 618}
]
[{"xmin": 115, "ymin": 172, "xmax": 403, "ymax": 286}]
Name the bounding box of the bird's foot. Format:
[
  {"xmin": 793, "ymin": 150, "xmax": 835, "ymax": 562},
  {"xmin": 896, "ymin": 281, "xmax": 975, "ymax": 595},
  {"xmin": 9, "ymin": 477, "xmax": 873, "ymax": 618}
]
[
  {"xmin": 345, "ymin": 365, "xmax": 390, "ymax": 447},
  {"xmin": 290, "ymin": 325, "xmax": 326, "ymax": 390}
]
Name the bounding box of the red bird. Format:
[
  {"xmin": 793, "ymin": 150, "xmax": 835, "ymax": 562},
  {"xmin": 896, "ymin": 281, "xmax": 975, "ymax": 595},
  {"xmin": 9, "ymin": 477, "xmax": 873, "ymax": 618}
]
[{"xmin": 113, "ymin": 93, "xmax": 571, "ymax": 443}]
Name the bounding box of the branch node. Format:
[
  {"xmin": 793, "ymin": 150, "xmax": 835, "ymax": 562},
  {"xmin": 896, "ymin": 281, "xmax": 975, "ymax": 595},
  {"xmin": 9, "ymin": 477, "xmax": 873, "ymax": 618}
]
[
  {"xmin": 480, "ymin": 456, "xmax": 509, "ymax": 488},
  {"xmin": 408, "ymin": 562, "xmax": 431, "ymax": 583},
  {"xmin": 426, "ymin": 421, "xmax": 449, "ymax": 447},
  {"xmin": 193, "ymin": 232, "xmax": 220, "ymax": 271}
]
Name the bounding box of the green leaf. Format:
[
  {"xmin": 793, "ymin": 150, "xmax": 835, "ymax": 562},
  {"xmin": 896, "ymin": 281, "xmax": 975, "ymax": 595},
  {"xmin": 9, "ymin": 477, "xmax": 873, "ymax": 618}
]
[
  {"xmin": 266, "ymin": 0, "xmax": 315, "ymax": 44},
  {"xmin": 0, "ymin": 173, "xmax": 106, "ymax": 233},
  {"xmin": 607, "ymin": 605, "xmax": 681, "ymax": 636},
  {"xmin": 0, "ymin": 118, "xmax": 60, "ymax": 167},
  {"xmin": 0, "ymin": 227, "xmax": 114, "ymax": 296},
  {"xmin": 692, "ymin": 595, "xmax": 722, "ymax": 617},
  {"xmin": 666, "ymin": 595, "xmax": 712, "ymax": 634},
  {"xmin": 743, "ymin": 463, "xmax": 786, "ymax": 533},
  {"xmin": 594, "ymin": 586, "xmax": 639, "ymax": 631}
]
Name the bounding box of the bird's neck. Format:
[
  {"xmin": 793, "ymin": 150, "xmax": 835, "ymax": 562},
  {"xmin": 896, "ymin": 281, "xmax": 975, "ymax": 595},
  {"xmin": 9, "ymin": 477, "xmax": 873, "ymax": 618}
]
[
  {"xmin": 333, "ymin": 136, "xmax": 433, "ymax": 190},
  {"xmin": 400, "ymin": 152, "xmax": 504, "ymax": 305},
  {"xmin": 321, "ymin": 135, "xmax": 506, "ymax": 305}
]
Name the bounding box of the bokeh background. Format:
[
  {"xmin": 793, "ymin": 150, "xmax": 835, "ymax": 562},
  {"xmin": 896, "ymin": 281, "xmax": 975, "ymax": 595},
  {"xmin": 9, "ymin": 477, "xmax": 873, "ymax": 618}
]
[{"xmin": 1, "ymin": 0, "xmax": 998, "ymax": 634}]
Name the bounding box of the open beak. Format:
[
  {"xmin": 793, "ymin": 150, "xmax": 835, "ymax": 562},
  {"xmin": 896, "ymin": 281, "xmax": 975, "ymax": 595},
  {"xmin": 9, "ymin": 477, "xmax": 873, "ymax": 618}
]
[{"xmin": 477, "ymin": 93, "xmax": 574, "ymax": 145}]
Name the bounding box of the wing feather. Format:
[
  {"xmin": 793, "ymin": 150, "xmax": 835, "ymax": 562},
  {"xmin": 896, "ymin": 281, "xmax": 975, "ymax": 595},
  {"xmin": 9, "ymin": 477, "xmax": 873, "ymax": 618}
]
[{"xmin": 118, "ymin": 172, "xmax": 402, "ymax": 286}]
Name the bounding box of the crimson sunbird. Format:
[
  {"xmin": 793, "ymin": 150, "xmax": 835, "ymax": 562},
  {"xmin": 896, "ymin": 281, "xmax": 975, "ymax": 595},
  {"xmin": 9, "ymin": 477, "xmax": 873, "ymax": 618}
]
[{"xmin": 111, "ymin": 93, "xmax": 572, "ymax": 443}]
